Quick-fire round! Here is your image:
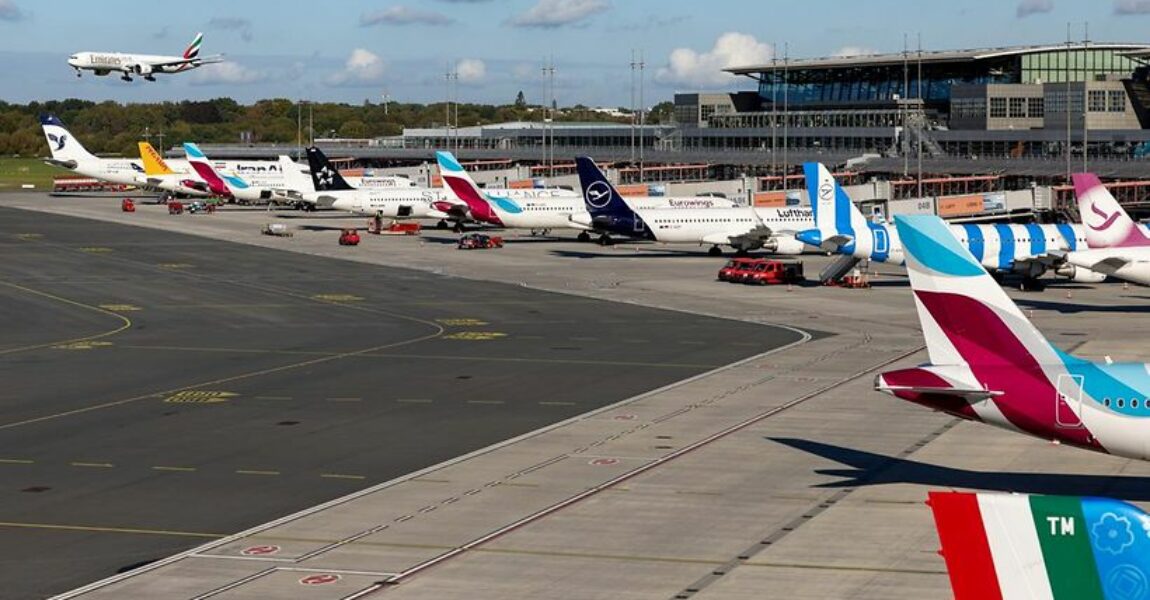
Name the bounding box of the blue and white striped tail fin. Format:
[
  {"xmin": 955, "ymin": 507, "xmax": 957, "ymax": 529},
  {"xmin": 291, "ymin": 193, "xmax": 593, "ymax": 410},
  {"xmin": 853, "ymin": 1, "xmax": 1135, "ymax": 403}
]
[{"xmin": 802, "ymin": 162, "xmax": 870, "ymax": 257}]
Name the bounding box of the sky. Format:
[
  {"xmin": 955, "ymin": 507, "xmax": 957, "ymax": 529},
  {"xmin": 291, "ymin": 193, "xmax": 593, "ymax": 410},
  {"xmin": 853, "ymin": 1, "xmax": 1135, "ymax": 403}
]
[{"xmin": 0, "ymin": 0, "xmax": 1147, "ymax": 107}]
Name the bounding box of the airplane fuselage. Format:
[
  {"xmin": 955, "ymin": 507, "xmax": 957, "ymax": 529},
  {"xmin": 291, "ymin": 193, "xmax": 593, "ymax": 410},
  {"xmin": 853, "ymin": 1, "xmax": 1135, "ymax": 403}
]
[{"xmin": 68, "ymin": 52, "xmax": 202, "ymax": 78}]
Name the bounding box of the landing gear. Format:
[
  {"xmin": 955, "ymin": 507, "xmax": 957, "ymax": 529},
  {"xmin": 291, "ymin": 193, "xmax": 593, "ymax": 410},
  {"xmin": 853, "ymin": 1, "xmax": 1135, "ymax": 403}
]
[
  {"xmin": 733, "ymin": 248, "xmax": 749, "ymax": 257},
  {"xmin": 144, "ymin": 75, "xmax": 156, "ymax": 82},
  {"xmin": 121, "ymin": 74, "xmax": 133, "ymax": 82},
  {"xmin": 708, "ymin": 245, "xmax": 723, "ymax": 257},
  {"xmin": 1019, "ymin": 277, "xmax": 1046, "ymax": 292},
  {"xmin": 436, "ymin": 220, "xmax": 449, "ymax": 230},
  {"xmin": 453, "ymin": 222, "xmax": 466, "ymax": 233},
  {"xmin": 597, "ymin": 234, "xmax": 614, "ymax": 246},
  {"xmin": 74, "ymin": 68, "xmax": 81, "ymax": 78},
  {"xmin": 577, "ymin": 231, "xmax": 592, "ymax": 243}
]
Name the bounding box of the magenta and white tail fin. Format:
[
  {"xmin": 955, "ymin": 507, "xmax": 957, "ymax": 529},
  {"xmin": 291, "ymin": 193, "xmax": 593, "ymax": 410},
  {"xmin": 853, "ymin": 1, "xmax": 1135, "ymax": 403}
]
[
  {"xmin": 894, "ymin": 215, "xmax": 1056, "ymax": 368},
  {"xmin": 1073, "ymin": 173, "xmax": 1150, "ymax": 248}
]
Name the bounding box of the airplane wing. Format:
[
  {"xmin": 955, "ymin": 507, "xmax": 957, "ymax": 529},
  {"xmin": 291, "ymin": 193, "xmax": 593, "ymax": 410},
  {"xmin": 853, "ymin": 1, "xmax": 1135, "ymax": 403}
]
[
  {"xmin": 702, "ymin": 225, "xmax": 774, "ymax": 248},
  {"xmin": 1088, "ymin": 256, "xmax": 1133, "ymax": 272},
  {"xmin": 145, "ymin": 54, "xmax": 225, "ymax": 69}
]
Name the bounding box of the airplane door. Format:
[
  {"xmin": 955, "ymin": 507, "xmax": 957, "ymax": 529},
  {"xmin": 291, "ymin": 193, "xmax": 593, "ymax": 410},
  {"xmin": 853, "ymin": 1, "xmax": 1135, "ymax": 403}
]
[
  {"xmin": 1055, "ymin": 373, "xmax": 1084, "ymax": 428},
  {"xmin": 873, "ymin": 227, "xmax": 889, "ymax": 254},
  {"xmin": 397, "ymin": 205, "xmax": 413, "ymax": 217}
]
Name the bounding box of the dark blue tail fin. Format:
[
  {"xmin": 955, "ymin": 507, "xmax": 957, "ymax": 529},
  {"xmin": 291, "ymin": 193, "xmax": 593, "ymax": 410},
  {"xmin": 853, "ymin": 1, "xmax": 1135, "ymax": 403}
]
[
  {"xmin": 305, "ymin": 146, "xmax": 355, "ymax": 192},
  {"xmin": 575, "ymin": 156, "xmax": 637, "ymax": 220}
]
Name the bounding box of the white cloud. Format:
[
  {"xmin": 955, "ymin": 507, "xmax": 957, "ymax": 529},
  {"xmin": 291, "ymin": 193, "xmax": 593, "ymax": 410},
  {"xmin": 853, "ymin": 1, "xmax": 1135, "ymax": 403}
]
[
  {"xmin": 656, "ymin": 32, "xmax": 772, "ymax": 87},
  {"xmin": 1115, "ymin": 0, "xmax": 1150, "ymax": 13},
  {"xmin": 832, "ymin": 46, "xmax": 879, "ymax": 58},
  {"xmin": 0, "ymin": 0, "xmax": 25, "ymax": 21},
  {"xmin": 508, "ymin": 0, "xmax": 609, "ymax": 28},
  {"xmin": 1017, "ymin": 0, "xmax": 1053, "ymax": 17},
  {"xmin": 189, "ymin": 61, "xmax": 267, "ymax": 85},
  {"xmin": 456, "ymin": 58, "xmax": 486, "ymax": 83},
  {"xmin": 361, "ymin": 6, "xmax": 453, "ymax": 26},
  {"xmin": 327, "ymin": 49, "xmax": 386, "ymax": 86}
]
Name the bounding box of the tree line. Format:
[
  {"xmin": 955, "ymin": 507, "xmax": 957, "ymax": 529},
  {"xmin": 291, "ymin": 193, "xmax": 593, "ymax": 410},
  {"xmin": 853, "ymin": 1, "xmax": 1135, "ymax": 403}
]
[{"xmin": 0, "ymin": 97, "xmax": 675, "ymax": 158}]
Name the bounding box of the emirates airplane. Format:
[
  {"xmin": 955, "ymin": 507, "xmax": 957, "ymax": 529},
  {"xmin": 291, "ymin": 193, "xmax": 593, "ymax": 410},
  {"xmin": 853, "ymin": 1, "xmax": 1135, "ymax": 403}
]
[{"xmin": 67, "ymin": 33, "xmax": 222, "ymax": 82}]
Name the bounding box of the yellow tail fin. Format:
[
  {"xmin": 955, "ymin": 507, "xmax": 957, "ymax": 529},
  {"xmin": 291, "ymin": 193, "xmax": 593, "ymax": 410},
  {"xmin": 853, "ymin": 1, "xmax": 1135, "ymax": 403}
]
[{"xmin": 138, "ymin": 142, "xmax": 174, "ymax": 175}]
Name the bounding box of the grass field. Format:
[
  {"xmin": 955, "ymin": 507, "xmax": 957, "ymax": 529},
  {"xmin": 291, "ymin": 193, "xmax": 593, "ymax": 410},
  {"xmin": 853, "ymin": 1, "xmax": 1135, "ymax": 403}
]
[{"xmin": 0, "ymin": 157, "xmax": 67, "ymax": 191}]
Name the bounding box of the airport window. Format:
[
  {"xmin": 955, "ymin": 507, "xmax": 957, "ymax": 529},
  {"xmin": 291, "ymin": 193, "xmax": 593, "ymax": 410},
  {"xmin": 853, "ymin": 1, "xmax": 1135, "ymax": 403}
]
[
  {"xmin": 989, "ymin": 98, "xmax": 1008, "ymax": 118},
  {"xmin": 1088, "ymin": 90, "xmax": 1107, "ymax": 113},
  {"xmin": 1028, "ymin": 97, "xmax": 1044, "ymax": 118},
  {"xmin": 1109, "ymin": 90, "xmax": 1126, "ymax": 113},
  {"xmin": 1009, "ymin": 98, "xmax": 1026, "ymax": 118}
]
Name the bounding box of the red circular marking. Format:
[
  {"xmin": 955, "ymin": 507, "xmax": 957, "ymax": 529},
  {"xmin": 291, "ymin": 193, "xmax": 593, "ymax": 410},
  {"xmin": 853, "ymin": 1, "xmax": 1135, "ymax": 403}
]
[
  {"xmin": 241, "ymin": 545, "xmax": 280, "ymax": 556},
  {"xmin": 613, "ymin": 414, "xmax": 637, "ymax": 421},
  {"xmin": 589, "ymin": 458, "xmax": 620, "ymax": 466},
  {"xmin": 300, "ymin": 574, "xmax": 341, "ymax": 585}
]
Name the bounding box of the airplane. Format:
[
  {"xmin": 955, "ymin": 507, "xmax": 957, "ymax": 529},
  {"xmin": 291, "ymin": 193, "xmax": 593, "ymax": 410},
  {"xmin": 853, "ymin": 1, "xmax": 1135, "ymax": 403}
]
[
  {"xmin": 794, "ymin": 162, "xmax": 1105, "ymax": 288},
  {"xmin": 436, "ymin": 151, "xmax": 740, "ymax": 242},
  {"xmin": 183, "ymin": 142, "xmax": 303, "ymax": 204},
  {"xmin": 39, "ymin": 114, "xmax": 145, "ymax": 187},
  {"xmin": 68, "ymin": 33, "xmax": 223, "ymax": 82},
  {"xmin": 137, "ymin": 141, "xmax": 211, "ymax": 197},
  {"xmin": 573, "ymin": 156, "xmax": 812, "ymax": 254},
  {"xmin": 306, "ymin": 146, "xmax": 464, "ymax": 221},
  {"xmin": 875, "ymin": 214, "xmax": 1150, "ymax": 462},
  {"xmin": 928, "ymin": 490, "xmax": 1148, "ymax": 599},
  {"xmin": 1062, "ymin": 173, "xmax": 1150, "ymax": 286}
]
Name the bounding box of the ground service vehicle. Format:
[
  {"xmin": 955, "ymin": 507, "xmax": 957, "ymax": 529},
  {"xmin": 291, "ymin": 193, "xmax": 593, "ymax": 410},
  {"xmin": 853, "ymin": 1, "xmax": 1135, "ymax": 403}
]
[
  {"xmin": 458, "ymin": 233, "xmax": 504, "ymax": 249},
  {"xmin": 742, "ymin": 259, "xmax": 804, "ymax": 285},
  {"xmin": 718, "ymin": 258, "xmax": 758, "ymax": 282}
]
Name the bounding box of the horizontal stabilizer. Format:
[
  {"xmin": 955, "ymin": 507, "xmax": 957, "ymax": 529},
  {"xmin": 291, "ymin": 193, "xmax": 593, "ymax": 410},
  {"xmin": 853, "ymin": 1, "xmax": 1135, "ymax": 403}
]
[{"xmin": 880, "ymin": 385, "xmax": 1001, "ymax": 401}]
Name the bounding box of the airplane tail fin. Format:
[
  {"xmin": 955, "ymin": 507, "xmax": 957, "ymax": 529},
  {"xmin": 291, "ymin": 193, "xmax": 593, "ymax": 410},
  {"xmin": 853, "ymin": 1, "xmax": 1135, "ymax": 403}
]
[
  {"xmin": 798, "ymin": 162, "xmax": 867, "ymax": 252},
  {"xmin": 278, "ymin": 155, "xmax": 311, "ymax": 191},
  {"xmin": 435, "ymin": 151, "xmax": 498, "ymax": 223},
  {"xmin": 183, "ymin": 32, "xmax": 204, "ymax": 60},
  {"xmin": 304, "ymin": 147, "xmax": 355, "ymax": 191},
  {"xmin": 1073, "ymin": 173, "xmax": 1150, "ymax": 248},
  {"xmin": 892, "ymin": 215, "xmax": 1053, "ymax": 367},
  {"xmin": 574, "ymin": 156, "xmax": 635, "ymax": 219},
  {"xmin": 39, "ymin": 114, "xmax": 96, "ymax": 165},
  {"xmin": 927, "ymin": 490, "xmax": 1147, "ymax": 600},
  {"xmin": 183, "ymin": 142, "xmax": 230, "ymax": 196},
  {"xmin": 138, "ymin": 142, "xmax": 174, "ymax": 175}
]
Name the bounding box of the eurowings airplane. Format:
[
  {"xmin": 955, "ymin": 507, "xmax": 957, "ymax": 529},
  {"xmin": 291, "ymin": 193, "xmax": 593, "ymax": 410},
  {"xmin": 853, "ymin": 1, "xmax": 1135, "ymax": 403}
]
[
  {"xmin": 68, "ymin": 33, "xmax": 223, "ymax": 82},
  {"xmin": 928, "ymin": 490, "xmax": 1150, "ymax": 599},
  {"xmin": 1063, "ymin": 173, "xmax": 1150, "ymax": 286},
  {"xmin": 40, "ymin": 114, "xmax": 144, "ymax": 186},
  {"xmin": 436, "ymin": 151, "xmax": 738, "ymax": 241},
  {"xmin": 876, "ymin": 214, "xmax": 1150, "ymax": 461},
  {"xmin": 574, "ymin": 156, "xmax": 812, "ymax": 254},
  {"xmin": 794, "ymin": 162, "xmax": 1105, "ymax": 287},
  {"xmin": 137, "ymin": 142, "xmax": 211, "ymax": 197}
]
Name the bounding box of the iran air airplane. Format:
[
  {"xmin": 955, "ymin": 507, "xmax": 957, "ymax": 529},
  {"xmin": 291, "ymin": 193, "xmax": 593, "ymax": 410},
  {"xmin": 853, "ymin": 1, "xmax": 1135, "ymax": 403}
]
[
  {"xmin": 40, "ymin": 114, "xmax": 144, "ymax": 186},
  {"xmin": 876, "ymin": 214, "xmax": 1150, "ymax": 462},
  {"xmin": 436, "ymin": 151, "xmax": 738, "ymax": 242},
  {"xmin": 1062, "ymin": 173, "xmax": 1150, "ymax": 286},
  {"xmin": 574, "ymin": 156, "xmax": 812, "ymax": 254},
  {"xmin": 68, "ymin": 33, "xmax": 223, "ymax": 82},
  {"xmin": 794, "ymin": 162, "xmax": 1105, "ymax": 288}
]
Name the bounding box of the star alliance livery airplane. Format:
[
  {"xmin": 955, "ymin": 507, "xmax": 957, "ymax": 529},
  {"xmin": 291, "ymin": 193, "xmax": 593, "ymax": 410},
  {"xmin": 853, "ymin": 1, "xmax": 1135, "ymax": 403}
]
[
  {"xmin": 795, "ymin": 162, "xmax": 1106, "ymax": 288},
  {"xmin": 876, "ymin": 215, "xmax": 1150, "ymax": 461},
  {"xmin": 928, "ymin": 490, "xmax": 1150, "ymax": 600},
  {"xmin": 68, "ymin": 33, "xmax": 223, "ymax": 82}
]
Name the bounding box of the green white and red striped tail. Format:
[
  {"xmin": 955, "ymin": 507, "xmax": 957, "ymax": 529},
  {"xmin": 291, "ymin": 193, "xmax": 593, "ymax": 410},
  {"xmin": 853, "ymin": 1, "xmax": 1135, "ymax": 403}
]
[{"xmin": 928, "ymin": 491, "xmax": 1150, "ymax": 599}]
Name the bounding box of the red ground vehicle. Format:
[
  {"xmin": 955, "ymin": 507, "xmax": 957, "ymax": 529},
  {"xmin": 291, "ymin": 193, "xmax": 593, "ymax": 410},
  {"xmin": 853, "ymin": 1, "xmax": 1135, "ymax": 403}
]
[
  {"xmin": 457, "ymin": 233, "xmax": 504, "ymax": 249},
  {"xmin": 742, "ymin": 259, "xmax": 805, "ymax": 285},
  {"xmin": 167, "ymin": 201, "xmax": 184, "ymax": 215},
  {"xmin": 338, "ymin": 229, "xmax": 361, "ymax": 246},
  {"xmin": 717, "ymin": 257, "xmax": 758, "ymax": 282},
  {"xmin": 121, "ymin": 198, "xmax": 135, "ymax": 212}
]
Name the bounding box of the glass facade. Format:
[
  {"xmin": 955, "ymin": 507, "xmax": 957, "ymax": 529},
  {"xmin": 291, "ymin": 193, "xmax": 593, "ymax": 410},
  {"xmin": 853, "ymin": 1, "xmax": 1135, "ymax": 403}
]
[{"xmin": 756, "ymin": 47, "xmax": 1142, "ymax": 108}]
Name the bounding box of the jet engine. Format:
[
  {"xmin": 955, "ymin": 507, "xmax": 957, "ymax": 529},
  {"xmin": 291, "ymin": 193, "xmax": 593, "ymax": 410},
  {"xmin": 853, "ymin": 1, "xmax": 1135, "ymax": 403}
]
[
  {"xmin": 763, "ymin": 235, "xmax": 807, "ymax": 255},
  {"xmin": 132, "ymin": 64, "xmax": 154, "ymax": 75},
  {"xmin": 1055, "ymin": 264, "xmax": 1107, "ymax": 283}
]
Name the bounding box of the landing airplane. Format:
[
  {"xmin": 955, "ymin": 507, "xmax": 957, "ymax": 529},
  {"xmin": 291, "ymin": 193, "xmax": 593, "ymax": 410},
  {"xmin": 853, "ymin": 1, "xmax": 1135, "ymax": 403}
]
[
  {"xmin": 574, "ymin": 156, "xmax": 811, "ymax": 254},
  {"xmin": 876, "ymin": 214, "xmax": 1150, "ymax": 461},
  {"xmin": 1063, "ymin": 173, "xmax": 1150, "ymax": 286},
  {"xmin": 68, "ymin": 33, "xmax": 223, "ymax": 82},
  {"xmin": 436, "ymin": 151, "xmax": 738, "ymax": 241},
  {"xmin": 39, "ymin": 114, "xmax": 144, "ymax": 186},
  {"xmin": 795, "ymin": 162, "xmax": 1105, "ymax": 288},
  {"xmin": 928, "ymin": 490, "xmax": 1148, "ymax": 599}
]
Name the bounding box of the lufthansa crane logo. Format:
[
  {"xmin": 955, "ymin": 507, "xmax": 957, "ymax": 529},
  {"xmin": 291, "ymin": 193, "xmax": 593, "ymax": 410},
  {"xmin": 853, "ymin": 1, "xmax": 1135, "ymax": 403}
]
[{"xmin": 585, "ymin": 181, "xmax": 613, "ymax": 209}]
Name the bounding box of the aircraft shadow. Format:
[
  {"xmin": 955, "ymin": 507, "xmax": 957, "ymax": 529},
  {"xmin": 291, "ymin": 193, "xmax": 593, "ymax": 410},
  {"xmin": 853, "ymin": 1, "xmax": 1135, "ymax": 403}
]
[
  {"xmin": 1016, "ymin": 298, "xmax": 1150, "ymax": 314},
  {"xmin": 769, "ymin": 437, "xmax": 1150, "ymax": 500}
]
